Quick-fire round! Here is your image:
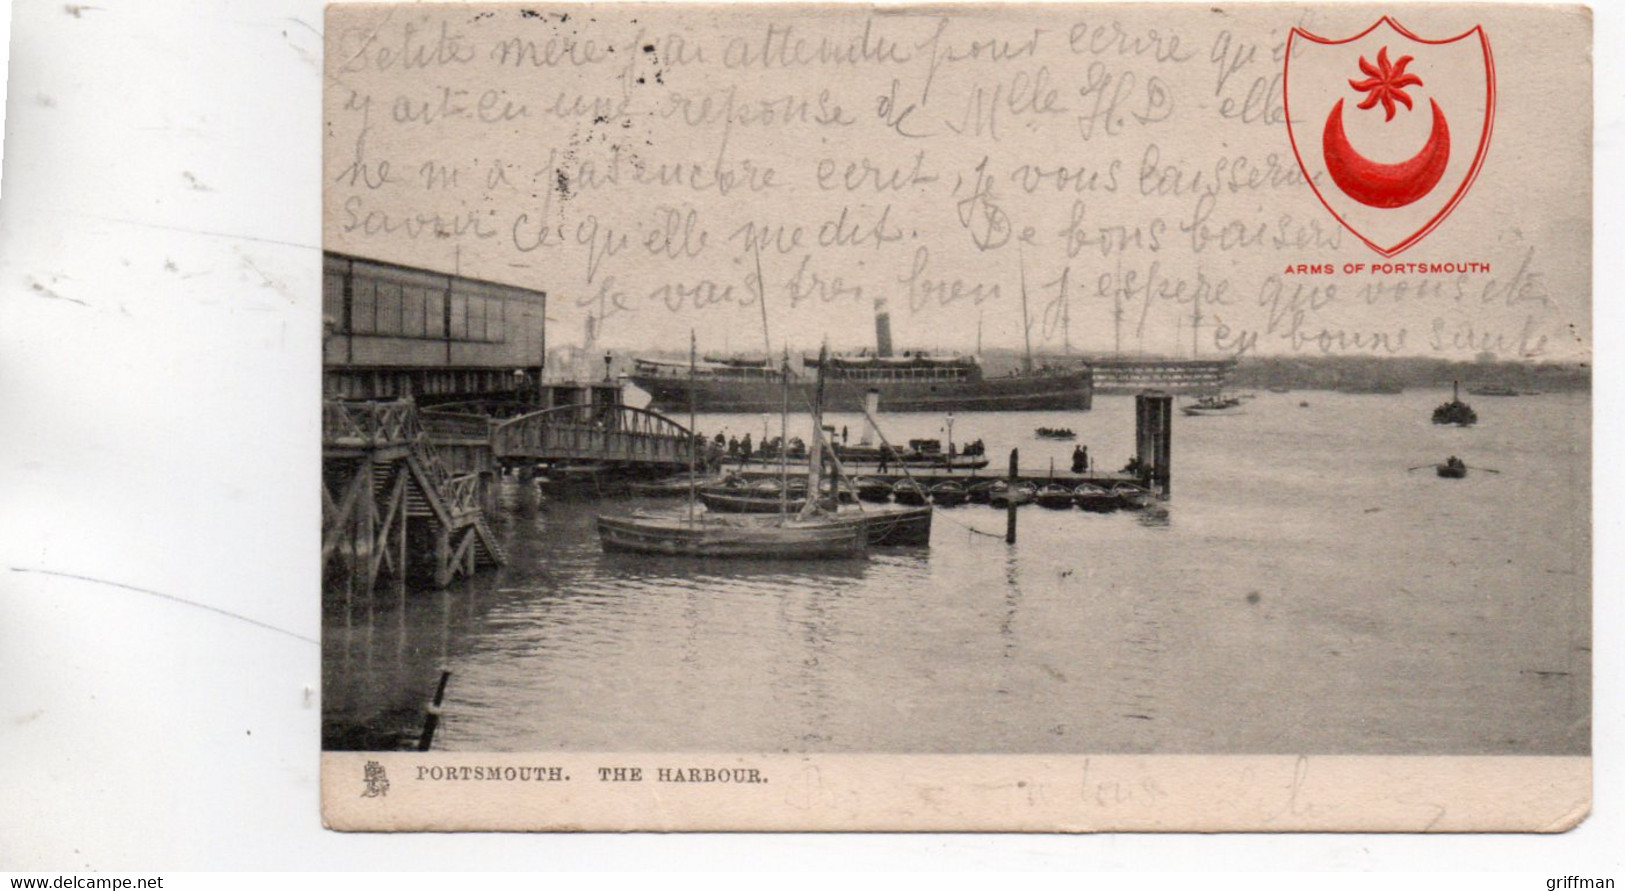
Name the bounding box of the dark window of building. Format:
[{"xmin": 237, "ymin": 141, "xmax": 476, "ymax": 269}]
[{"xmin": 351, "ymin": 278, "xmax": 376, "ymax": 334}]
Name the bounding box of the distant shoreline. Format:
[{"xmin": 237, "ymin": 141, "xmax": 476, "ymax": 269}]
[{"xmin": 569, "ymin": 346, "xmax": 1592, "ymax": 394}]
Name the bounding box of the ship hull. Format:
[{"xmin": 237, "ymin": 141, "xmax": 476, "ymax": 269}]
[{"xmin": 631, "ymin": 372, "xmax": 1092, "ymax": 413}]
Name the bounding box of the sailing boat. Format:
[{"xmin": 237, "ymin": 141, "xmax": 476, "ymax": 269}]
[
  {"xmin": 819, "ymin": 347, "xmax": 935, "ymax": 547},
  {"xmin": 596, "ymin": 335, "xmax": 867, "ymax": 559},
  {"xmin": 1180, "ymin": 392, "xmax": 1245, "ymax": 416}
]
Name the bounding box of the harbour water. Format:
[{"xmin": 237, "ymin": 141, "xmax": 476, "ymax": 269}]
[{"xmin": 323, "ymin": 389, "xmax": 1590, "ymax": 755}]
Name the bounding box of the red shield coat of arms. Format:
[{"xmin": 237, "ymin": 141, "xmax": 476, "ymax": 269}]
[{"xmin": 1284, "ymin": 17, "xmax": 1496, "ymax": 257}]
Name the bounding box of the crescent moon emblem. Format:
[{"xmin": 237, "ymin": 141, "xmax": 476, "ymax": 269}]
[{"xmin": 1322, "ymin": 97, "xmax": 1451, "ymax": 209}]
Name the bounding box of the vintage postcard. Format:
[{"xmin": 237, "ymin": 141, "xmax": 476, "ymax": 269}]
[{"xmin": 319, "ymin": 2, "xmax": 1591, "ymax": 831}]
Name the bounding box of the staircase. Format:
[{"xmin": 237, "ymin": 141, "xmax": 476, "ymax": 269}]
[{"xmin": 322, "ymin": 399, "xmax": 506, "ymax": 597}]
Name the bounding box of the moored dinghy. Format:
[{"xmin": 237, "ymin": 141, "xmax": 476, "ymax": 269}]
[
  {"xmin": 966, "ymin": 479, "xmax": 998, "ymax": 504},
  {"xmin": 892, "ymin": 478, "xmax": 930, "ymax": 506},
  {"xmin": 1109, "ymin": 481, "xmax": 1156, "ymax": 509},
  {"xmin": 698, "ymin": 485, "xmax": 808, "ymax": 514},
  {"xmin": 1073, "ymin": 482, "xmax": 1119, "ymax": 512},
  {"xmin": 1035, "ymin": 483, "xmax": 1076, "ymax": 508},
  {"xmin": 855, "ymin": 477, "xmax": 892, "ymax": 502},
  {"xmin": 989, "ymin": 480, "xmax": 1037, "ymax": 507},
  {"xmin": 929, "ymin": 481, "xmax": 969, "ymax": 506}
]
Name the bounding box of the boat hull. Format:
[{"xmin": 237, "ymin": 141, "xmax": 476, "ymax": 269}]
[
  {"xmin": 731, "ymin": 503, "xmax": 933, "ymax": 546},
  {"xmin": 1035, "ymin": 489, "xmax": 1076, "ymax": 509},
  {"xmin": 596, "ymin": 515, "xmax": 867, "ymax": 558},
  {"xmin": 1073, "ymin": 486, "xmax": 1120, "ymax": 512},
  {"xmin": 631, "ymin": 371, "xmax": 1092, "ymax": 413},
  {"xmin": 837, "ymin": 503, "xmax": 933, "ymax": 546},
  {"xmin": 628, "ymin": 476, "xmax": 710, "ymax": 496},
  {"xmin": 989, "ymin": 484, "xmax": 1036, "ymax": 507},
  {"xmin": 699, "ymin": 490, "xmax": 810, "ymax": 513}
]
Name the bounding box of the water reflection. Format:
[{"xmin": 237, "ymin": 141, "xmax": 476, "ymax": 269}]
[
  {"xmin": 324, "ymin": 393, "xmax": 1590, "ymax": 756},
  {"xmin": 1136, "ymin": 506, "xmax": 1172, "ymax": 528}
]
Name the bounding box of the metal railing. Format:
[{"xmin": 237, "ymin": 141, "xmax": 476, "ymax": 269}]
[
  {"xmin": 322, "ymin": 400, "xmax": 416, "ymax": 447},
  {"xmin": 492, "ymin": 404, "xmax": 697, "ymax": 464}
]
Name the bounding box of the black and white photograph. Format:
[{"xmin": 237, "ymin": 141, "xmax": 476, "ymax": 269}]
[
  {"xmin": 314, "ymin": 3, "xmax": 1592, "ymax": 831},
  {"xmin": 3, "ymin": 0, "xmax": 1608, "ymax": 863}
]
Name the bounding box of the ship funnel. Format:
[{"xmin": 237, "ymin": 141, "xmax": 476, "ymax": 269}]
[{"xmin": 873, "ymin": 297, "xmax": 894, "ymax": 358}]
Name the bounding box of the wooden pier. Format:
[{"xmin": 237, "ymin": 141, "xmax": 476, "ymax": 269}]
[
  {"xmin": 689, "ymin": 391, "xmax": 1175, "ymax": 494},
  {"xmin": 321, "ymin": 251, "xmax": 700, "ymax": 600},
  {"xmin": 321, "ymin": 251, "xmax": 1177, "ymax": 600},
  {"xmin": 322, "ymin": 400, "xmax": 508, "ymax": 597}
]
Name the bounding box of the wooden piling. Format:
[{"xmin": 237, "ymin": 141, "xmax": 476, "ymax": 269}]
[
  {"xmin": 417, "ymin": 668, "xmax": 453, "ymax": 752},
  {"xmin": 1006, "ymin": 448, "xmax": 1019, "ymax": 544},
  {"xmin": 1134, "ymin": 391, "xmax": 1174, "ymax": 496}
]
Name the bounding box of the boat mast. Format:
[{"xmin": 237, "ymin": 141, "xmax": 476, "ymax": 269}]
[
  {"xmin": 1061, "ymin": 265, "xmax": 1072, "ymax": 356},
  {"xmin": 780, "ymin": 348, "xmax": 790, "ymax": 518},
  {"xmin": 1018, "ymin": 249, "xmax": 1034, "ymax": 375},
  {"xmin": 753, "ymin": 243, "xmax": 772, "ymax": 359},
  {"xmin": 1113, "ymin": 276, "xmax": 1123, "ymax": 357},
  {"xmin": 687, "ymin": 329, "xmax": 697, "ymax": 527},
  {"xmin": 1190, "ymin": 288, "xmax": 1201, "ymax": 359},
  {"xmin": 799, "ymin": 343, "xmax": 829, "ymax": 519}
]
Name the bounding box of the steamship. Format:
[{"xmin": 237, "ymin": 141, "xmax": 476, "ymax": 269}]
[{"xmin": 628, "ymin": 300, "xmax": 1093, "ymax": 414}]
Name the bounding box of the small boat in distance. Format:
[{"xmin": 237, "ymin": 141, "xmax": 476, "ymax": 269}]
[
  {"xmin": 1035, "ymin": 427, "xmax": 1077, "ymax": 440},
  {"xmin": 1467, "ymin": 384, "xmax": 1538, "ymax": 397},
  {"xmin": 1432, "ymin": 381, "xmax": 1478, "ymax": 426},
  {"xmin": 1436, "ymin": 456, "xmax": 1468, "ymax": 479},
  {"xmin": 1181, "ymin": 393, "xmax": 1245, "ymax": 416}
]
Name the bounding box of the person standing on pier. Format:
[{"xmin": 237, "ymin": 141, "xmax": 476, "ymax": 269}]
[
  {"xmin": 741, "ymin": 433, "xmax": 753, "ymax": 463},
  {"xmin": 1071, "ymin": 445, "xmax": 1086, "ymax": 474}
]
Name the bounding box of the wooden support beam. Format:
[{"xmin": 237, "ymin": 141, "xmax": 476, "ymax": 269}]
[
  {"xmin": 352, "ymin": 454, "xmax": 378, "ymax": 596},
  {"xmin": 433, "ymin": 525, "xmax": 453, "ymax": 589},
  {"xmin": 370, "ymin": 465, "xmax": 408, "ymax": 582},
  {"xmin": 447, "ymin": 527, "xmax": 476, "ymax": 582},
  {"xmin": 321, "ymin": 461, "xmax": 369, "ymax": 567}
]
